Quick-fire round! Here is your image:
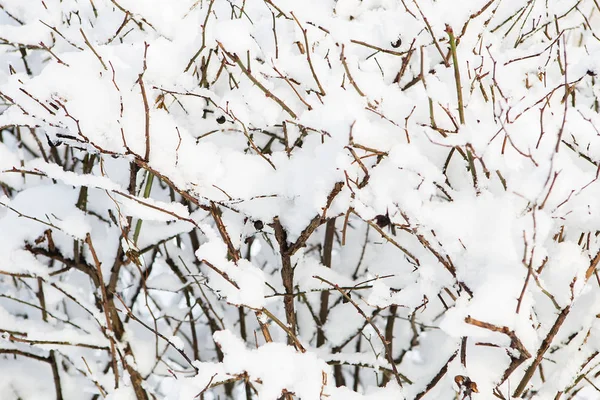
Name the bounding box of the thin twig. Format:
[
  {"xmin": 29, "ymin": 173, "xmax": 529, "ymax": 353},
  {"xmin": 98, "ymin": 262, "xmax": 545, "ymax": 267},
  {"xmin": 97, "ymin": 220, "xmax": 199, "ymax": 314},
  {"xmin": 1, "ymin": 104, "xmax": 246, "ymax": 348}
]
[
  {"xmin": 314, "ymin": 275, "xmax": 404, "ymax": 388},
  {"xmin": 291, "ymin": 12, "xmax": 326, "ymax": 95},
  {"xmin": 218, "ymin": 42, "xmax": 297, "ymax": 119},
  {"xmin": 138, "ymin": 42, "xmax": 151, "ymax": 161}
]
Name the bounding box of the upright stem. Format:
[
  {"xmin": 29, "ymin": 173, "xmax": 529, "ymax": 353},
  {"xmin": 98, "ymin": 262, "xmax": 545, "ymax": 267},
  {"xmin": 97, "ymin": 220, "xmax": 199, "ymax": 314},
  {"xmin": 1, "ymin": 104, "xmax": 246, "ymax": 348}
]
[
  {"xmin": 38, "ymin": 279, "xmax": 64, "ymax": 400},
  {"xmin": 446, "ymin": 25, "xmax": 465, "ymax": 125},
  {"xmin": 133, "ymin": 170, "xmax": 154, "ymax": 245},
  {"xmin": 447, "ymin": 25, "xmax": 479, "ymax": 190},
  {"xmin": 317, "ymin": 219, "xmax": 336, "ymax": 347},
  {"xmin": 382, "ymin": 304, "xmax": 398, "ymax": 386},
  {"xmin": 273, "ymin": 219, "xmax": 298, "ymax": 343}
]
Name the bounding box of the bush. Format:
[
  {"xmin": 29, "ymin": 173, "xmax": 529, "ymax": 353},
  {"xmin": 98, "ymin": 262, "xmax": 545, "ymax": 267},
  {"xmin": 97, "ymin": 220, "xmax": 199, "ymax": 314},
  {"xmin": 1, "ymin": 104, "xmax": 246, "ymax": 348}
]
[{"xmin": 1, "ymin": 0, "xmax": 600, "ymax": 399}]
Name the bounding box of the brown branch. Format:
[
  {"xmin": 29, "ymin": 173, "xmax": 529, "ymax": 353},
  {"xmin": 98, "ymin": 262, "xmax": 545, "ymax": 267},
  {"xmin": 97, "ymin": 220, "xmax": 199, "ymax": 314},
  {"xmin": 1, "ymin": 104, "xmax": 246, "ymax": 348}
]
[
  {"xmin": 218, "ymin": 42, "xmax": 297, "ymax": 119},
  {"xmin": 201, "ymin": 259, "xmax": 240, "ymax": 289},
  {"xmin": 114, "ymin": 189, "xmax": 199, "ymax": 228},
  {"xmin": 38, "ymin": 41, "xmax": 69, "ymax": 66},
  {"xmin": 133, "ymin": 158, "xmax": 210, "ymax": 212},
  {"xmin": 184, "ymin": 0, "xmax": 215, "ymax": 72},
  {"xmin": 273, "ymin": 217, "xmax": 298, "ymax": 342},
  {"xmin": 210, "ymin": 202, "xmax": 241, "ymax": 262},
  {"xmin": 208, "ymin": 204, "xmax": 275, "ymax": 346},
  {"xmin": 316, "ymin": 218, "xmax": 336, "ymax": 347},
  {"xmin": 138, "ymin": 42, "xmax": 151, "ymax": 161},
  {"xmin": 0, "ymin": 330, "xmax": 109, "ymax": 350},
  {"xmin": 340, "ymin": 44, "xmax": 365, "ymax": 98},
  {"xmin": 25, "ymin": 244, "xmax": 100, "ymax": 287},
  {"xmin": 350, "ymin": 39, "xmax": 408, "ymax": 56},
  {"xmin": 260, "ymin": 307, "xmax": 305, "ymax": 352},
  {"xmin": 113, "ymin": 293, "xmax": 198, "ymax": 374},
  {"xmin": 445, "ymin": 25, "xmax": 465, "ymax": 125},
  {"xmin": 85, "ymin": 234, "xmax": 121, "ymax": 386},
  {"xmin": 412, "ymin": 0, "xmax": 450, "ymax": 67},
  {"xmin": 354, "ymin": 210, "xmax": 420, "ymax": 266},
  {"xmin": 286, "ymin": 181, "xmax": 344, "ymax": 255},
  {"xmin": 314, "ymin": 275, "xmax": 404, "ymax": 388},
  {"xmin": 273, "ymin": 65, "xmax": 313, "ymax": 110},
  {"xmin": 513, "ymin": 306, "xmax": 571, "ymax": 397},
  {"xmin": 80, "ymin": 28, "xmax": 107, "ymax": 70},
  {"xmin": 291, "ymin": 12, "xmax": 326, "ymax": 95},
  {"xmin": 465, "ymin": 316, "xmax": 531, "ymax": 384},
  {"xmin": 382, "ymin": 304, "xmax": 398, "ymax": 386},
  {"xmin": 0, "ymin": 348, "xmax": 51, "ymax": 363},
  {"xmin": 415, "ymin": 351, "xmax": 458, "ymax": 399}
]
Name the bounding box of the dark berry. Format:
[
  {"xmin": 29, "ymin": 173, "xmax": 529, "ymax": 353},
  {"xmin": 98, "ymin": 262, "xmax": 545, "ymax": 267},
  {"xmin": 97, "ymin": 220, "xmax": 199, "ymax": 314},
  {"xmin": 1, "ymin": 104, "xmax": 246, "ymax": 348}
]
[{"xmin": 374, "ymin": 214, "xmax": 390, "ymax": 228}]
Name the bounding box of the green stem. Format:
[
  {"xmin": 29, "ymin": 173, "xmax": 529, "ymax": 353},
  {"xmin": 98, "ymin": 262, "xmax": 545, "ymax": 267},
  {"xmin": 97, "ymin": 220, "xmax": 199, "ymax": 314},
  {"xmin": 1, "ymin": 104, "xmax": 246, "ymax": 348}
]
[
  {"xmin": 446, "ymin": 25, "xmax": 478, "ymax": 191},
  {"xmin": 446, "ymin": 25, "xmax": 465, "ymax": 125},
  {"xmin": 132, "ymin": 171, "xmax": 154, "ymax": 245}
]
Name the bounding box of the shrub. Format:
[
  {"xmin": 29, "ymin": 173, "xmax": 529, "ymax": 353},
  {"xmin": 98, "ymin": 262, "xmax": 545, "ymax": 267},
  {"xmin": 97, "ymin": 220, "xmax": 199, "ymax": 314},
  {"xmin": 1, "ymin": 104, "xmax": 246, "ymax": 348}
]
[{"xmin": 1, "ymin": 1, "xmax": 600, "ymax": 399}]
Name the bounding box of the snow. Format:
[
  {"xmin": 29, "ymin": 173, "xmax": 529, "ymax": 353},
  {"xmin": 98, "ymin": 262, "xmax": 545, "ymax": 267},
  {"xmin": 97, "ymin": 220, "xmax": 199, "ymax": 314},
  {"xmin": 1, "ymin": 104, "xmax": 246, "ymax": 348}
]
[
  {"xmin": 169, "ymin": 335, "xmax": 185, "ymax": 351},
  {"xmin": 195, "ymin": 226, "xmax": 267, "ymax": 309},
  {"xmin": 215, "ymin": 330, "xmax": 329, "ymax": 399}
]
